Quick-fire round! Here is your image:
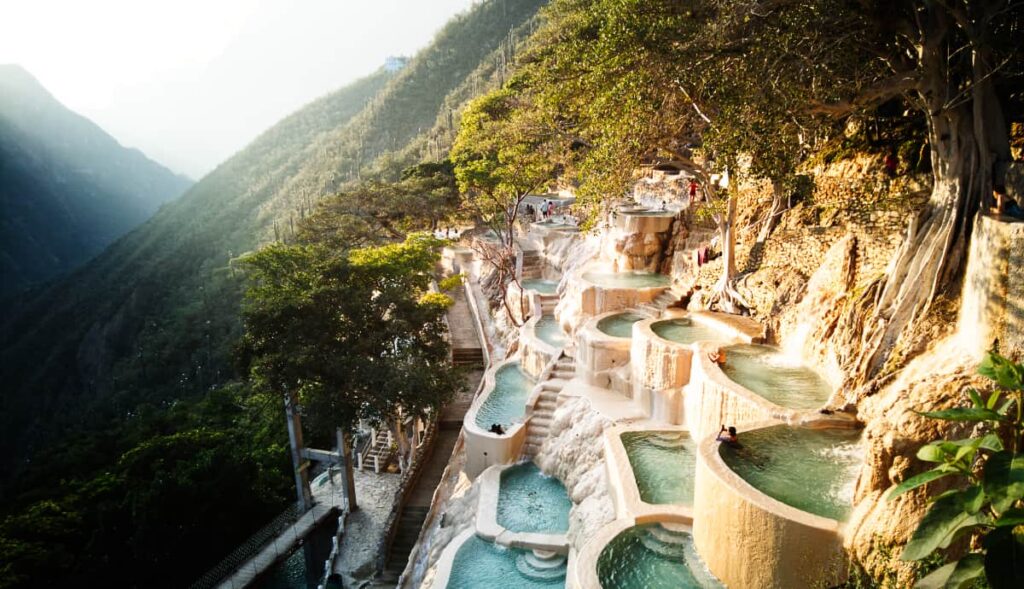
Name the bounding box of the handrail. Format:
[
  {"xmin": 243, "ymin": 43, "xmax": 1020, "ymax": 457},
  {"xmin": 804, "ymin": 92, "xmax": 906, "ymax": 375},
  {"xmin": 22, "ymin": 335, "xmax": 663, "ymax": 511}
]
[{"xmin": 188, "ymin": 505, "xmax": 301, "ymax": 589}]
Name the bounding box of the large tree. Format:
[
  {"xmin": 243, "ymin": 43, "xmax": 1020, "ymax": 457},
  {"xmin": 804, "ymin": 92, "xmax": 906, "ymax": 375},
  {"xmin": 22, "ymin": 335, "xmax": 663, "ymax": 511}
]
[{"xmin": 239, "ymin": 234, "xmax": 460, "ymax": 507}]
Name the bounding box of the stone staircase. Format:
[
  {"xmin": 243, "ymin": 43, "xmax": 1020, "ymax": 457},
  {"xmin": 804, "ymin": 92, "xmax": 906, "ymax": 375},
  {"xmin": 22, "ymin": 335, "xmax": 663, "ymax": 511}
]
[
  {"xmin": 522, "ymin": 355, "xmax": 576, "ymax": 457},
  {"xmin": 538, "ymin": 292, "xmax": 559, "ymax": 315},
  {"xmin": 521, "ymin": 248, "xmax": 543, "ymax": 279},
  {"xmin": 637, "ymin": 285, "xmax": 686, "ymax": 317},
  {"xmin": 359, "ymin": 429, "xmax": 395, "ymax": 472},
  {"xmin": 451, "ymin": 347, "xmax": 484, "ymax": 367},
  {"xmin": 371, "ymin": 506, "xmax": 430, "ymax": 587}
]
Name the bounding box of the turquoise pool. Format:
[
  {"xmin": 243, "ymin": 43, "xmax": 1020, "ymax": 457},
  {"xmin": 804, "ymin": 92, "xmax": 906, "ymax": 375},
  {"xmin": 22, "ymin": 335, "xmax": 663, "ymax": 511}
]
[
  {"xmin": 651, "ymin": 318, "xmax": 730, "ymax": 345},
  {"xmin": 497, "ymin": 462, "xmax": 571, "ymax": 534},
  {"xmin": 447, "ymin": 536, "xmax": 566, "ymax": 588},
  {"xmin": 475, "ymin": 363, "xmax": 536, "ymax": 430},
  {"xmin": 582, "ymin": 271, "xmax": 670, "ymax": 289},
  {"xmin": 596, "ymin": 312, "xmax": 647, "ymax": 338},
  {"xmin": 719, "ymin": 425, "xmax": 862, "ymax": 521},
  {"xmin": 621, "ymin": 431, "xmax": 697, "ymax": 505},
  {"xmin": 536, "ymin": 315, "xmax": 567, "ymax": 348},
  {"xmin": 522, "ymin": 278, "xmax": 559, "ymax": 295},
  {"xmin": 720, "ymin": 344, "xmax": 832, "ymax": 410},
  {"xmin": 597, "ymin": 524, "xmax": 722, "ymax": 589}
]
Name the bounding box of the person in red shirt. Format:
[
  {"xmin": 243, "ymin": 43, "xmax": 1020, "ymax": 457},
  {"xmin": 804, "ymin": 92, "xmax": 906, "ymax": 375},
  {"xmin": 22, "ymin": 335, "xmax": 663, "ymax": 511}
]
[{"xmin": 688, "ymin": 179, "xmax": 700, "ymax": 205}]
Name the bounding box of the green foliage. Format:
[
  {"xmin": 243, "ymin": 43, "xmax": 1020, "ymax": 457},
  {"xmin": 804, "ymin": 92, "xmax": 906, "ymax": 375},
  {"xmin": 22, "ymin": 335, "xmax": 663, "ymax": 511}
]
[
  {"xmin": 888, "ymin": 352, "xmax": 1024, "ymax": 589},
  {"xmin": 239, "ymin": 234, "xmax": 460, "ymax": 439}
]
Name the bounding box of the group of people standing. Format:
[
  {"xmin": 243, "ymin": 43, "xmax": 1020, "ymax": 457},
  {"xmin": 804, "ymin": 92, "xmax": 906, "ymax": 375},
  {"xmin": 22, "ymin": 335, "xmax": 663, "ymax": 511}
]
[{"xmin": 525, "ymin": 199, "xmax": 558, "ymax": 221}]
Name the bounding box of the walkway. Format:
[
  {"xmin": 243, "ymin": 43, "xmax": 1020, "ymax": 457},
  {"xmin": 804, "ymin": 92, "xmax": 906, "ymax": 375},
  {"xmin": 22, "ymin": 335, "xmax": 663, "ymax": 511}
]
[
  {"xmin": 448, "ymin": 283, "xmax": 484, "ymax": 367},
  {"xmin": 215, "ymin": 472, "xmax": 350, "ymax": 589}
]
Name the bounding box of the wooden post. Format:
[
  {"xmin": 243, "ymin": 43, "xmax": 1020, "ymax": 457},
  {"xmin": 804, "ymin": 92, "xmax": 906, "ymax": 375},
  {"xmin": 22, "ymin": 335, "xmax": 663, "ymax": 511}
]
[
  {"xmin": 336, "ymin": 428, "xmax": 358, "ymax": 512},
  {"xmin": 284, "ymin": 392, "xmax": 312, "ymax": 511}
]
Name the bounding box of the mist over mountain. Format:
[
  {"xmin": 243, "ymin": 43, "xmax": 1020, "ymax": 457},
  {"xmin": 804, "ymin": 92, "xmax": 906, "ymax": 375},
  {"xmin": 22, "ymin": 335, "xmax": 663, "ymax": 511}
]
[
  {"xmin": 0, "ymin": 65, "xmax": 192, "ymax": 297},
  {"xmin": 0, "ymin": 0, "xmax": 543, "ymax": 488}
]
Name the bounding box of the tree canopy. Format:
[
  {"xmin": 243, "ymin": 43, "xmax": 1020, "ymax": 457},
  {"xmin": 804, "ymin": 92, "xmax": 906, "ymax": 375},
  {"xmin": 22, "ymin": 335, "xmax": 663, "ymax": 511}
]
[{"xmin": 239, "ymin": 234, "xmax": 460, "ymax": 439}]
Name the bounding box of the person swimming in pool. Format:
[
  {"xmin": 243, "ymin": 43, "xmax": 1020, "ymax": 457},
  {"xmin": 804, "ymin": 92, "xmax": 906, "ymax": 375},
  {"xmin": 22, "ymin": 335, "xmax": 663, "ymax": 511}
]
[
  {"xmin": 716, "ymin": 425, "xmax": 738, "ymax": 444},
  {"xmin": 709, "ymin": 347, "xmax": 728, "ymax": 366}
]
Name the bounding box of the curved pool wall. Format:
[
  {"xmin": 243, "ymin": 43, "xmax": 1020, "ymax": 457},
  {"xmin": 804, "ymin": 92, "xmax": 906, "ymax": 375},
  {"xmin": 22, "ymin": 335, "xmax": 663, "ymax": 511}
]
[
  {"xmin": 476, "ymin": 462, "xmax": 571, "ymax": 554},
  {"xmin": 630, "ymin": 312, "xmax": 748, "ymax": 425},
  {"xmin": 603, "ymin": 424, "xmax": 696, "ymax": 523},
  {"xmin": 692, "ymin": 422, "xmax": 853, "ymax": 588},
  {"xmin": 576, "ymin": 267, "xmax": 670, "ymax": 317},
  {"xmin": 463, "ymin": 357, "xmax": 535, "ymax": 478},
  {"xmin": 596, "ymin": 523, "xmax": 723, "ymax": 589},
  {"xmin": 612, "ymin": 209, "xmax": 676, "ymax": 234},
  {"xmin": 435, "ymin": 529, "xmax": 568, "ymax": 589},
  {"xmin": 521, "ymin": 314, "xmax": 564, "ymax": 379},
  {"xmin": 684, "ymin": 339, "xmax": 833, "ymax": 440},
  {"xmin": 576, "ymin": 311, "xmax": 644, "ymax": 391}
]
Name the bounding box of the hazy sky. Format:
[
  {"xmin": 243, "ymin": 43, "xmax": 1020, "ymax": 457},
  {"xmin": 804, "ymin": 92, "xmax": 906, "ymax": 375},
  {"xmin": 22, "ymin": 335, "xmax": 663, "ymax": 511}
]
[{"xmin": 0, "ymin": 0, "xmax": 478, "ymax": 178}]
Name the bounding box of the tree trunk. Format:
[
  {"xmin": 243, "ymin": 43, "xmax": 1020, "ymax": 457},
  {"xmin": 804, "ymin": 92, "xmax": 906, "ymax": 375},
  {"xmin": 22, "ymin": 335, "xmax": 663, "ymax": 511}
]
[
  {"xmin": 285, "ymin": 392, "xmax": 313, "ymax": 511},
  {"xmin": 757, "ymin": 179, "xmax": 787, "ymax": 244},
  {"xmin": 336, "ymin": 428, "xmax": 358, "ymax": 512},
  {"xmin": 855, "ymin": 44, "xmax": 1008, "ymax": 380},
  {"xmin": 710, "ymin": 176, "xmax": 749, "ymax": 313}
]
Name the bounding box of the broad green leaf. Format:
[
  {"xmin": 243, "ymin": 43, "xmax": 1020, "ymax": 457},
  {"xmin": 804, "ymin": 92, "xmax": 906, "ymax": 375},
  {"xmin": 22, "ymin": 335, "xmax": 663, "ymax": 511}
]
[
  {"xmin": 953, "ymin": 442, "xmax": 979, "ymax": 463},
  {"xmin": 994, "ymin": 507, "xmax": 1024, "ymax": 527},
  {"xmin": 919, "ymin": 407, "xmax": 1003, "ymax": 422},
  {"xmin": 960, "ymin": 486, "xmax": 985, "ymax": 514},
  {"xmin": 968, "ymin": 388, "xmax": 984, "ymax": 408},
  {"xmin": 901, "ymin": 493, "xmax": 989, "ymax": 561},
  {"xmin": 916, "ymin": 554, "xmax": 985, "ymax": 589},
  {"xmin": 978, "ymin": 352, "xmax": 1024, "ymax": 392},
  {"xmin": 996, "ymin": 398, "xmax": 1016, "ymax": 416},
  {"xmin": 888, "ymin": 469, "xmax": 957, "ymax": 501},
  {"xmin": 984, "ymin": 527, "xmax": 1024, "ymax": 589},
  {"xmin": 918, "ymin": 444, "xmax": 950, "ymax": 463},
  {"xmin": 914, "ymin": 561, "xmax": 956, "ymax": 589},
  {"xmin": 978, "ymin": 433, "xmax": 1004, "ymax": 452},
  {"xmin": 984, "ymin": 451, "xmax": 1024, "ymax": 513},
  {"xmin": 986, "ymin": 390, "xmax": 1002, "ymax": 410}
]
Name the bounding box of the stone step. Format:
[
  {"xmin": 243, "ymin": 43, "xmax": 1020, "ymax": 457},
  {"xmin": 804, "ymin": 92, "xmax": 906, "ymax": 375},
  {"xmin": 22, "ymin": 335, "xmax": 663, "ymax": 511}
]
[
  {"xmin": 536, "ymin": 400, "xmax": 557, "ymax": 412},
  {"xmin": 551, "ymin": 371, "xmax": 574, "ymax": 380}
]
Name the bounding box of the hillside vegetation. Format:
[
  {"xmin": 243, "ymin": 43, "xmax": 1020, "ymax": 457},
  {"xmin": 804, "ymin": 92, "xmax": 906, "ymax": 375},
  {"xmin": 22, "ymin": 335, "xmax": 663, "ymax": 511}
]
[
  {"xmin": 0, "ymin": 65, "xmax": 192, "ymax": 297},
  {"xmin": 0, "ymin": 1, "xmax": 544, "ymax": 587}
]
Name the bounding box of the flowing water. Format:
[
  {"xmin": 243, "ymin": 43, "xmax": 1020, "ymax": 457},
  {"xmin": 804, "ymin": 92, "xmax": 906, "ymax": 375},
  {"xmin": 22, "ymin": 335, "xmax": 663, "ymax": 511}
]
[
  {"xmin": 621, "ymin": 431, "xmax": 697, "ymax": 505},
  {"xmin": 475, "ymin": 362, "xmax": 536, "ymax": 430},
  {"xmin": 535, "ymin": 315, "xmax": 567, "ymax": 348},
  {"xmin": 651, "ymin": 318, "xmax": 730, "ymax": 345},
  {"xmin": 447, "ymin": 536, "xmax": 566, "ymax": 588},
  {"xmin": 596, "ymin": 312, "xmax": 647, "ymax": 338},
  {"xmin": 719, "ymin": 425, "xmax": 863, "ymax": 521},
  {"xmin": 582, "ymin": 271, "xmax": 670, "ymax": 289},
  {"xmin": 522, "ymin": 279, "xmax": 559, "ymax": 295},
  {"xmin": 719, "ymin": 344, "xmax": 832, "ymax": 410},
  {"xmin": 497, "ymin": 462, "xmax": 571, "ymax": 534},
  {"xmin": 597, "ymin": 524, "xmax": 723, "ymax": 589}
]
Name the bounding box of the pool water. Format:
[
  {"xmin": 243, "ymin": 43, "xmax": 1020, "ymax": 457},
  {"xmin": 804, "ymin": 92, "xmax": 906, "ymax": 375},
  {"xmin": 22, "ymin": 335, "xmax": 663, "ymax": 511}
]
[
  {"xmin": 582, "ymin": 271, "xmax": 670, "ymax": 289},
  {"xmin": 720, "ymin": 344, "xmax": 832, "ymax": 410},
  {"xmin": 475, "ymin": 363, "xmax": 536, "ymax": 430},
  {"xmin": 497, "ymin": 462, "xmax": 571, "ymax": 534},
  {"xmin": 596, "ymin": 312, "xmax": 647, "ymax": 338},
  {"xmin": 621, "ymin": 431, "xmax": 697, "ymax": 505},
  {"xmin": 536, "ymin": 315, "xmax": 567, "ymax": 348},
  {"xmin": 719, "ymin": 425, "xmax": 862, "ymax": 521},
  {"xmin": 597, "ymin": 524, "xmax": 722, "ymax": 589},
  {"xmin": 522, "ymin": 279, "xmax": 559, "ymax": 295},
  {"xmin": 651, "ymin": 318, "xmax": 730, "ymax": 345},
  {"xmin": 447, "ymin": 536, "xmax": 566, "ymax": 588}
]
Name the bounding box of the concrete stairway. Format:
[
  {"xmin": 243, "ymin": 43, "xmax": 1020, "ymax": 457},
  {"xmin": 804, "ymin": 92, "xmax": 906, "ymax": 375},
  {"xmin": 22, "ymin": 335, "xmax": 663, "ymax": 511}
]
[
  {"xmin": 451, "ymin": 347, "xmax": 484, "ymax": 367},
  {"xmin": 371, "ymin": 506, "xmax": 430, "ymax": 587},
  {"xmin": 522, "ymin": 355, "xmax": 576, "ymax": 458},
  {"xmin": 521, "ymin": 248, "xmax": 543, "ymax": 279},
  {"xmin": 360, "ymin": 430, "xmax": 395, "ymax": 472},
  {"xmin": 538, "ymin": 292, "xmax": 559, "ymax": 314},
  {"xmin": 637, "ymin": 285, "xmax": 685, "ymax": 317}
]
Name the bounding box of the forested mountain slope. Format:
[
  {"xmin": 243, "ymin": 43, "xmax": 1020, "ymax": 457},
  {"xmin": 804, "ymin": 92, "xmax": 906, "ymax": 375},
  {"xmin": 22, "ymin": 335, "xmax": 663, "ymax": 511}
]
[
  {"xmin": 0, "ymin": 0, "xmax": 545, "ymax": 485},
  {"xmin": 0, "ymin": 65, "xmax": 192, "ymax": 297}
]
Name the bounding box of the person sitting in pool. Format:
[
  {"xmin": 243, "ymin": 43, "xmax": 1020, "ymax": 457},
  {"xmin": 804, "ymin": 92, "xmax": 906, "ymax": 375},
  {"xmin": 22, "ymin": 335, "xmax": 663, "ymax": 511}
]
[
  {"xmin": 716, "ymin": 425, "xmax": 739, "ymax": 444},
  {"xmin": 488, "ymin": 423, "xmax": 505, "ymax": 435},
  {"xmin": 708, "ymin": 347, "xmax": 728, "ymax": 366}
]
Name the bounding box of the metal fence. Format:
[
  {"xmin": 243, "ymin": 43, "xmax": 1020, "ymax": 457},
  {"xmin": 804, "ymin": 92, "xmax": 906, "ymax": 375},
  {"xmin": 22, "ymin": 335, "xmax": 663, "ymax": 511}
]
[{"xmin": 188, "ymin": 504, "xmax": 301, "ymax": 589}]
